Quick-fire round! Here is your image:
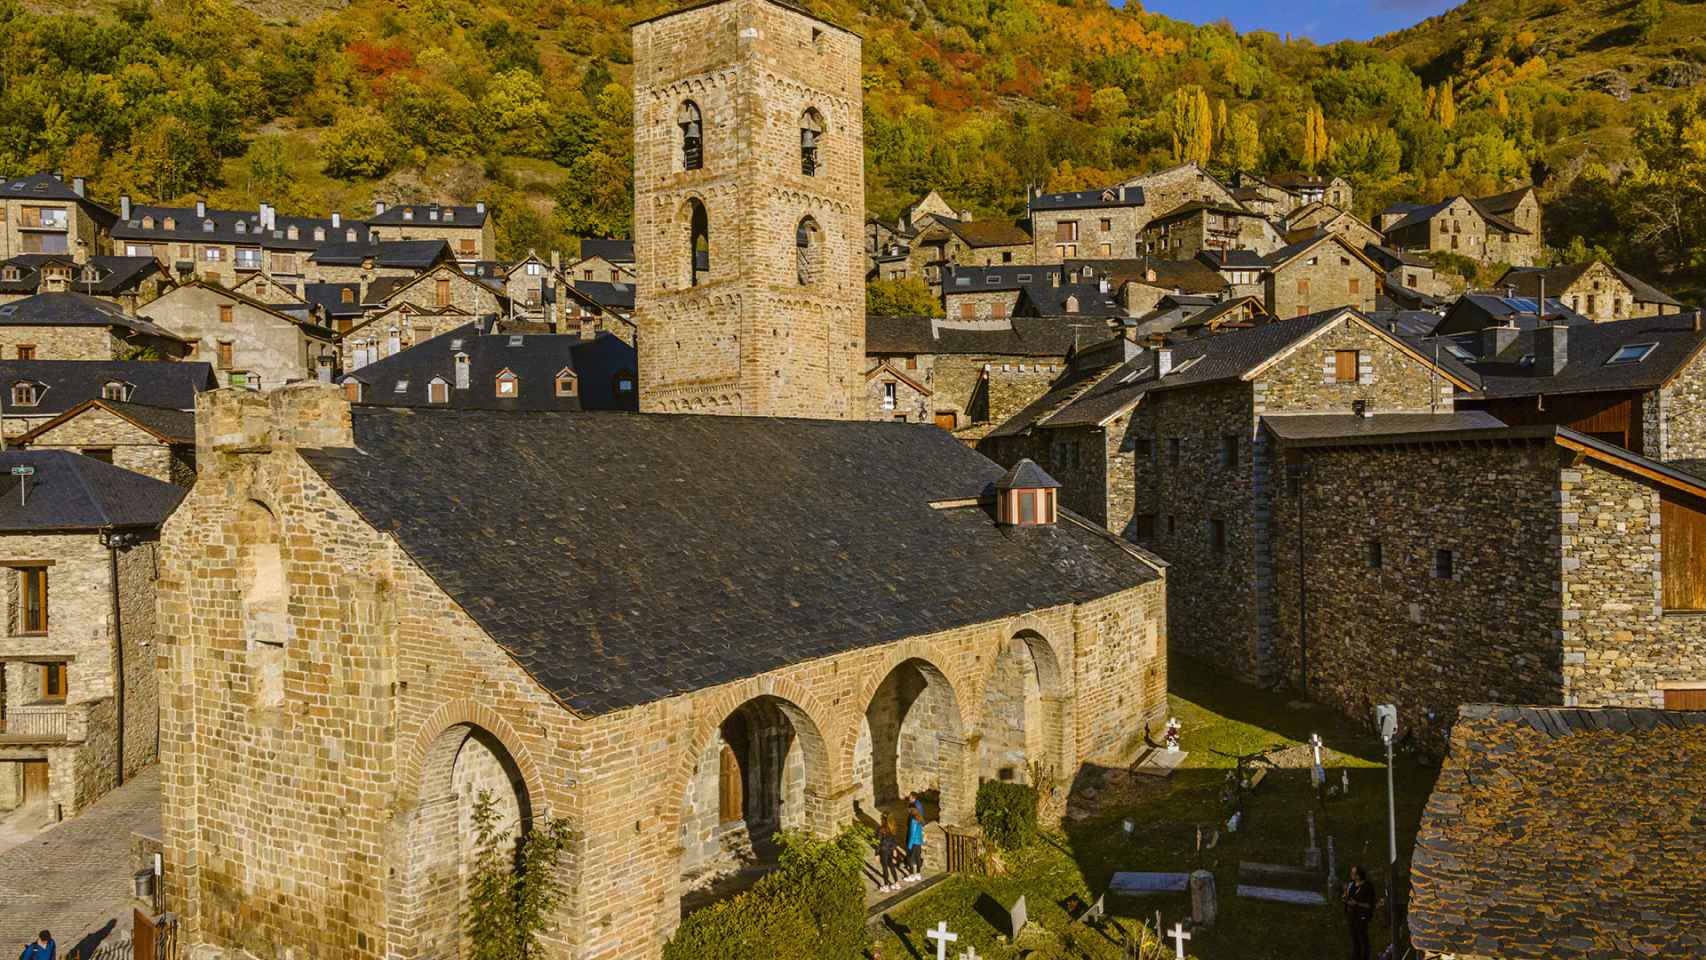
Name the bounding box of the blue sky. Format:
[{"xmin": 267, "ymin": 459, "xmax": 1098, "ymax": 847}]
[{"xmin": 1129, "ymin": 0, "xmax": 1460, "ymax": 43}]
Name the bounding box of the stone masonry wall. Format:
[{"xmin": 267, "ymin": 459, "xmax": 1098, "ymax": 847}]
[
  {"xmin": 20, "ymin": 407, "xmax": 178, "ymax": 483},
  {"xmin": 1265, "ymin": 250, "xmax": 1380, "ymax": 318},
  {"xmin": 1653, "ymin": 347, "xmax": 1706, "ymax": 461},
  {"xmin": 0, "ymin": 325, "xmax": 119, "ymax": 361},
  {"xmin": 141, "ymin": 285, "xmax": 323, "ymax": 390},
  {"xmin": 943, "ymin": 289, "xmax": 1021, "ymax": 321},
  {"xmin": 1031, "ymin": 206, "xmax": 1143, "ymax": 263}
]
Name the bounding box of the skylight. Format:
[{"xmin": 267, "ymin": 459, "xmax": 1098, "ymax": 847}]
[
  {"xmin": 1443, "ymin": 341, "xmax": 1475, "ymax": 361},
  {"xmin": 394, "ymin": 380, "xmax": 409, "ymax": 393},
  {"xmin": 1607, "ymin": 342, "xmax": 1657, "ymax": 365},
  {"xmin": 508, "ymin": 335, "xmax": 525, "ymax": 346}
]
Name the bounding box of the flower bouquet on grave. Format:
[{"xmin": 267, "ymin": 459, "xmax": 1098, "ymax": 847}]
[{"xmin": 1163, "ymin": 717, "xmax": 1182, "ymax": 753}]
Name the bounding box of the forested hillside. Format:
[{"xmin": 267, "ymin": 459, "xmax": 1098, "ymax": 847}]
[{"xmin": 2, "ymin": 0, "xmax": 1703, "ymax": 290}]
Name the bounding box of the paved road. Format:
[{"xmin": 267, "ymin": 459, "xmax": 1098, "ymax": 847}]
[{"xmin": 0, "ymin": 766, "xmax": 161, "ymax": 956}]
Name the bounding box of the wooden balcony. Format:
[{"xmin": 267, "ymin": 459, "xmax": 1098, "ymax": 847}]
[{"xmin": 0, "ymin": 705, "xmax": 73, "ymax": 743}]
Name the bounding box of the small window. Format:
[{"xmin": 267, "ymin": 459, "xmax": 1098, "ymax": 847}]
[
  {"xmin": 1019, "ymin": 491, "xmax": 1036, "ymax": 524},
  {"xmin": 555, "ymin": 370, "xmax": 578, "ymax": 397},
  {"xmin": 1166, "ymin": 515, "xmax": 1177, "ymax": 536},
  {"xmin": 340, "ymin": 287, "xmax": 355, "ymax": 305},
  {"xmin": 435, "ymin": 278, "xmax": 452, "ymax": 307},
  {"xmin": 427, "ymin": 379, "xmax": 448, "ymax": 404},
  {"xmin": 393, "ymin": 379, "xmax": 409, "ymax": 394},
  {"xmin": 614, "ymin": 370, "xmax": 635, "ymax": 395},
  {"xmin": 679, "ymin": 101, "xmax": 704, "ymax": 171},
  {"xmin": 81, "ymin": 447, "xmax": 114, "ymax": 464},
  {"xmin": 11, "ymin": 382, "xmax": 39, "ymax": 406},
  {"xmin": 219, "ymin": 304, "xmax": 233, "ymax": 323},
  {"xmin": 1607, "ymin": 343, "xmax": 1658, "ymax": 365},
  {"xmin": 218, "ymin": 341, "xmax": 234, "ymax": 370},
  {"xmin": 101, "ymin": 381, "xmax": 128, "ymax": 401},
  {"xmin": 342, "ymin": 380, "xmax": 362, "ymax": 402},
  {"xmin": 19, "ymin": 566, "xmax": 48, "ymax": 634},
  {"xmin": 163, "ymin": 217, "xmax": 176, "ymax": 230},
  {"xmin": 1334, "ymin": 350, "xmax": 1359, "ymax": 383},
  {"xmin": 800, "ymin": 108, "xmax": 824, "ymax": 176},
  {"xmin": 1220, "ymin": 434, "xmax": 1239, "ymax": 469},
  {"xmin": 495, "ymin": 370, "xmax": 518, "ymax": 397},
  {"xmin": 1168, "ymin": 437, "xmax": 1181, "ymax": 467},
  {"xmin": 40, "ymin": 662, "xmax": 66, "ymax": 701},
  {"xmin": 15, "ymin": 345, "xmax": 35, "ymax": 361},
  {"xmin": 1367, "ymin": 540, "xmax": 1383, "ymax": 569},
  {"xmin": 1433, "ymin": 548, "xmax": 1454, "ymax": 579},
  {"xmin": 1209, "ymin": 518, "xmax": 1226, "ymax": 557},
  {"xmin": 1134, "ymin": 514, "xmax": 1156, "ymax": 540}
]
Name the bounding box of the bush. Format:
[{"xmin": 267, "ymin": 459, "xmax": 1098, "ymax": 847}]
[
  {"xmin": 663, "ymin": 826, "xmax": 872, "ymax": 960},
  {"xmin": 976, "ymin": 779, "xmax": 1039, "ymax": 852}
]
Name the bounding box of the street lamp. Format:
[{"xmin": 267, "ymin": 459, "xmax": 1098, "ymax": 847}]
[{"xmin": 1374, "ymin": 703, "xmax": 1401, "ymax": 954}]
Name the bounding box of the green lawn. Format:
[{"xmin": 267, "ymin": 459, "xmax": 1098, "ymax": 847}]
[{"xmin": 869, "ymin": 662, "xmax": 1439, "ymax": 959}]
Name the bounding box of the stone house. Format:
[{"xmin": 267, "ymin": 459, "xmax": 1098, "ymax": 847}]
[
  {"xmin": 1227, "ymin": 173, "xmax": 1298, "ymax": 219},
  {"xmin": 1496, "ymin": 260, "xmax": 1684, "ymax": 323},
  {"xmin": 1028, "ymin": 186, "xmax": 1146, "ymax": 263},
  {"xmin": 366, "ymin": 201, "xmax": 493, "ymax": 262},
  {"xmin": 1381, "ymin": 187, "xmax": 1542, "ymax": 267},
  {"xmin": 0, "ymin": 291, "xmax": 190, "ymax": 362},
  {"xmin": 989, "ymin": 308, "xmax": 1470, "ymax": 682},
  {"xmin": 573, "ymin": 238, "xmax": 635, "ymax": 281},
  {"xmin": 0, "ymin": 448, "xmax": 182, "ymax": 821},
  {"xmin": 1362, "ymin": 244, "xmax": 1454, "ymax": 301},
  {"xmin": 338, "ymin": 322, "xmax": 638, "ymax": 412},
  {"xmin": 906, "ymin": 218, "xmax": 1034, "ymax": 289},
  {"xmin": 1268, "ymin": 173, "xmax": 1353, "ymax": 209},
  {"xmin": 139, "ymin": 281, "xmax": 339, "ymax": 390},
  {"xmin": 1140, "ymin": 201, "xmax": 1278, "ymax": 259},
  {"xmin": 339, "ymin": 303, "xmax": 476, "ymax": 372},
  {"xmin": 0, "ymin": 255, "xmax": 169, "ymax": 312},
  {"xmin": 158, "ymin": 384, "xmax": 1168, "ymax": 960},
  {"xmin": 0, "ymin": 173, "xmax": 114, "ymax": 260},
  {"xmin": 1431, "ymin": 291, "xmax": 1588, "ymax": 338},
  {"xmin": 13, "ymin": 399, "xmax": 197, "ymax": 484},
  {"xmin": 1014, "ymin": 278, "xmax": 1129, "ymax": 320},
  {"xmin": 1281, "ymin": 203, "xmax": 1383, "ymax": 250},
  {"xmin": 864, "ymin": 360, "xmax": 934, "ymax": 423},
  {"xmin": 1445, "ymin": 311, "xmax": 1706, "ymax": 461},
  {"xmin": 1267, "ymin": 418, "xmax": 1706, "ymax": 741},
  {"xmin": 1261, "ymin": 233, "xmax": 1383, "ymax": 318},
  {"xmin": 941, "ymin": 264, "xmax": 1046, "ymax": 321},
  {"xmin": 305, "ymin": 238, "xmax": 457, "ymax": 287},
  {"xmin": 1409, "ymin": 705, "xmax": 1706, "ymax": 960},
  {"xmin": 1119, "ymin": 163, "xmax": 1242, "ymax": 224},
  {"xmin": 373, "ymin": 261, "xmax": 509, "ymax": 320},
  {"xmin": 0, "ymin": 359, "xmax": 214, "ymax": 439},
  {"xmin": 865, "ymin": 314, "xmax": 1101, "ymax": 433},
  {"xmin": 114, "ymin": 200, "xmax": 368, "ymax": 289}
]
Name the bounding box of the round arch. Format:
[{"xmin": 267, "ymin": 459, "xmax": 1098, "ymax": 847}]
[
  {"xmin": 848, "ymin": 654, "xmax": 972, "ymax": 828},
  {"xmin": 976, "ymin": 629, "xmax": 1067, "ymax": 786}
]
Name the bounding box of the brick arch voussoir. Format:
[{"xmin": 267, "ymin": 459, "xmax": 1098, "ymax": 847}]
[
  {"xmin": 397, "ymin": 698, "xmax": 549, "ymax": 818},
  {"xmin": 839, "ymin": 640, "xmax": 974, "ymax": 772},
  {"xmin": 663, "ymin": 673, "xmax": 840, "ymax": 833}
]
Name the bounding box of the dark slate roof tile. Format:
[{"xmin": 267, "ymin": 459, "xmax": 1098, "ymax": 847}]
[
  {"xmin": 0, "ymin": 360, "xmax": 214, "ymax": 415},
  {"xmin": 0, "ymin": 449, "xmax": 183, "ymax": 531},
  {"xmin": 0, "ymin": 291, "xmax": 185, "ymax": 341},
  {"xmin": 866, "ymin": 315, "xmax": 1102, "ymax": 357},
  {"xmin": 340, "ymin": 323, "xmax": 636, "ymax": 412}
]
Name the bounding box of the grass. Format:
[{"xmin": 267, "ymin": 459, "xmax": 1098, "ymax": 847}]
[{"xmin": 869, "ymin": 662, "xmax": 1440, "ymax": 960}]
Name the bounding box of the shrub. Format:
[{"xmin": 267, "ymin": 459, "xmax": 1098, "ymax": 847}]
[
  {"xmin": 976, "ymin": 779, "xmax": 1039, "ymax": 852},
  {"xmin": 663, "ymin": 826, "xmax": 872, "ymax": 960}
]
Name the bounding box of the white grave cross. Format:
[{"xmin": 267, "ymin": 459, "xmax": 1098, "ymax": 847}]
[
  {"xmin": 1168, "ymin": 921, "xmax": 1192, "ymax": 960},
  {"xmin": 926, "ymin": 921, "xmax": 959, "ymax": 960}
]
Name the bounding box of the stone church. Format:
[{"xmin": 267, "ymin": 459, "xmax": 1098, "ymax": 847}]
[{"xmin": 155, "ymin": 2, "xmax": 1170, "ymax": 958}]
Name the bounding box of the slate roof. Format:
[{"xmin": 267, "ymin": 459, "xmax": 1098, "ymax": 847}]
[
  {"xmin": 0, "ymin": 174, "xmax": 116, "ymax": 224},
  {"xmin": 301, "ymin": 409, "xmax": 1158, "ymax": 715},
  {"xmin": 340, "ymin": 323, "xmax": 637, "ymax": 412},
  {"xmin": 0, "ymin": 360, "xmax": 214, "ymax": 416},
  {"xmin": 865, "ymin": 315, "xmax": 1103, "ymax": 357},
  {"xmin": 1362, "ymin": 243, "xmax": 1432, "ymax": 270},
  {"xmin": 1409, "ymin": 704, "xmax": 1706, "ymax": 960},
  {"xmin": 114, "ymin": 205, "xmax": 369, "ymax": 251},
  {"xmin": 1262, "ymin": 232, "xmax": 1378, "ymax": 271},
  {"xmin": 1363, "ymin": 309, "xmax": 1447, "ymax": 339},
  {"xmin": 1382, "ymin": 199, "xmax": 1454, "ymax": 234},
  {"xmin": 302, "ymin": 283, "xmax": 372, "ymax": 320},
  {"xmin": 1029, "ymin": 187, "xmax": 1143, "ymax": 211},
  {"xmin": 1016, "ymin": 280, "xmax": 1125, "ymax": 318},
  {"xmin": 944, "ymin": 265, "xmax": 1056, "ymax": 293},
  {"xmin": 1196, "ymin": 248, "xmax": 1267, "ymax": 271},
  {"xmin": 572, "ymin": 280, "xmax": 635, "ymax": 312},
  {"xmin": 1474, "ymin": 185, "xmax": 1534, "ymax": 216},
  {"xmin": 1499, "ymin": 263, "xmax": 1683, "ymax": 307},
  {"xmin": 578, "ymin": 238, "xmax": 635, "ymax": 263},
  {"xmin": 0, "ymin": 291, "xmax": 186, "ymax": 341},
  {"xmin": 1147, "ymin": 200, "xmax": 1253, "ymax": 224},
  {"xmin": 986, "ymin": 343, "xmax": 1154, "ymax": 438},
  {"xmin": 1433, "ymin": 293, "xmax": 1591, "ymax": 337},
  {"xmin": 308, "ymin": 239, "xmax": 452, "ymax": 269},
  {"xmin": 996, "ymin": 459, "xmax": 1061, "ymax": 489},
  {"xmin": 0, "ymin": 449, "xmax": 184, "ymax": 532},
  {"xmin": 1067, "ymin": 258, "xmax": 1228, "ymax": 294},
  {"xmin": 1458, "ymin": 311, "xmax": 1706, "ymax": 399},
  {"xmin": 367, "ymin": 202, "xmax": 486, "ymax": 227},
  {"xmin": 0, "ymin": 256, "xmax": 163, "ymax": 296},
  {"xmin": 944, "ymin": 219, "xmax": 1032, "ymax": 247},
  {"xmin": 16, "ymin": 399, "xmax": 196, "ymax": 445},
  {"xmin": 1261, "ymin": 410, "xmax": 1505, "ymax": 442}
]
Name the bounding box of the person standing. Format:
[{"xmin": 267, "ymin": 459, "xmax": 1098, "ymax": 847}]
[
  {"xmin": 1343, "ymin": 865, "xmax": 1378, "ymax": 960},
  {"xmin": 904, "ymin": 801, "xmax": 925, "ymax": 883},
  {"xmin": 876, "ymin": 814, "xmax": 902, "ymax": 893},
  {"xmin": 19, "ymin": 930, "xmax": 55, "ymax": 960}
]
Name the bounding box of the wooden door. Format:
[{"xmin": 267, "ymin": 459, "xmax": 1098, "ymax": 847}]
[
  {"xmin": 1663, "ymin": 688, "xmax": 1706, "ymax": 710},
  {"xmin": 1662, "ymin": 497, "xmax": 1706, "ymax": 611},
  {"xmin": 717, "ymin": 744, "xmax": 743, "ymax": 824},
  {"xmin": 133, "ymin": 908, "xmax": 158, "ymax": 960},
  {"xmin": 933, "ymin": 412, "xmax": 957, "ymax": 432},
  {"xmin": 20, "ymin": 761, "xmax": 48, "ymax": 803}
]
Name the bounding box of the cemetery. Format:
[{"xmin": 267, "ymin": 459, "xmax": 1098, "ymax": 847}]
[{"xmin": 867, "ymin": 664, "xmax": 1438, "ymax": 959}]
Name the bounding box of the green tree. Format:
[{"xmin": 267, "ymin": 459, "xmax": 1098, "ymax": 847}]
[
  {"xmin": 1090, "ymin": 86, "xmax": 1128, "ymax": 126},
  {"xmin": 465, "ymin": 790, "xmax": 574, "ymax": 960},
  {"xmin": 1222, "ymin": 108, "xmax": 1261, "ymax": 171},
  {"xmin": 866, "ymin": 276, "xmax": 941, "ymax": 315},
  {"xmin": 1631, "ymin": 0, "xmax": 1665, "ymax": 40},
  {"xmin": 553, "ymin": 149, "xmax": 633, "ymax": 239},
  {"xmin": 244, "ymin": 136, "xmax": 294, "ymax": 198},
  {"xmin": 1434, "ymin": 79, "xmax": 1457, "ymax": 131},
  {"xmin": 319, "ymin": 109, "xmax": 403, "ymax": 180},
  {"xmin": 1168, "ymin": 85, "xmax": 1213, "ymax": 164}
]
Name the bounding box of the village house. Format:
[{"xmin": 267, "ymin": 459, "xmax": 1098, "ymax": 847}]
[
  {"xmin": 1279, "ymin": 202, "xmax": 1383, "ymax": 250},
  {"xmin": 338, "ymin": 322, "xmax": 637, "ymax": 412},
  {"xmin": 0, "ymin": 291, "xmax": 189, "ymax": 362},
  {"xmin": 1379, "ymin": 186, "xmax": 1542, "ymax": 266},
  {"xmin": 158, "ymin": 8, "xmax": 1170, "ymax": 959},
  {"xmin": 0, "ymin": 174, "xmax": 113, "ymax": 261},
  {"xmin": 138, "ymin": 281, "xmax": 339, "ymax": 390},
  {"xmin": 1267, "ymin": 172, "xmax": 1353, "ymax": 209},
  {"xmin": 0, "ymin": 255, "xmax": 169, "ymax": 312},
  {"xmin": 1430, "ymin": 291, "xmax": 1588, "ymax": 337},
  {"xmin": 1261, "ymin": 232, "xmax": 1383, "ymax": 318},
  {"xmin": 1362, "ymin": 243, "xmax": 1453, "ymax": 302},
  {"xmin": 339, "ymin": 302, "xmax": 476, "ymax": 372},
  {"xmin": 13, "ymin": 399, "xmax": 197, "ymax": 485},
  {"xmin": 0, "ymin": 359, "xmax": 213, "ymax": 439},
  {"xmin": 0, "ymin": 449, "xmax": 181, "ymax": 822},
  {"xmin": 1408, "ymin": 705, "xmax": 1706, "ymax": 960},
  {"xmin": 305, "ymin": 238, "xmax": 456, "ymax": 287},
  {"xmin": 571, "ymin": 237, "xmax": 636, "ymax": 282},
  {"xmin": 865, "ymin": 314, "xmax": 1102, "ymax": 433},
  {"xmin": 1028, "ymin": 185, "xmax": 1146, "ymax": 263},
  {"xmin": 366, "ymin": 200, "xmax": 493, "ymax": 262},
  {"xmin": 906, "ymin": 216, "xmax": 1035, "ymax": 289},
  {"xmin": 114, "ymin": 200, "xmax": 368, "ymax": 289},
  {"xmin": 1139, "ymin": 201, "xmax": 1278, "ymax": 259},
  {"xmin": 1496, "ymin": 260, "xmax": 1684, "ymax": 323},
  {"xmin": 1118, "ymin": 162, "xmax": 1242, "ymax": 223},
  {"xmin": 1267, "ymin": 418, "xmax": 1706, "ymax": 739}
]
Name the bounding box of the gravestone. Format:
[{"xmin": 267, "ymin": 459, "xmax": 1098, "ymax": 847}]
[
  {"xmin": 1135, "ymin": 748, "xmax": 1188, "ymax": 778},
  {"xmin": 1304, "ymin": 812, "xmax": 1321, "ymax": 870},
  {"xmin": 1236, "ymin": 883, "xmax": 1327, "ymax": 906},
  {"xmin": 1086, "ymin": 893, "xmax": 1105, "ymax": 922},
  {"xmin": 1189, "ymin": 869, "xmax": 1217, "ymax": 928},
  {"xmin": 1110, "ymin": 871, "xmax": 1190, "ymax": 895},
  {"xmin": 1008, "ymin": 894, "xmax": 1028, "ymax": 939}
]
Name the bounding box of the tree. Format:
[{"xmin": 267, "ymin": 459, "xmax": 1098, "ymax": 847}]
[
  {"xmin": 319, "ymin": 109, "xmax": 403, "ymax": 180},
  {"xmin": 866, "ymin": 276, "xmax": 941, "ymax": 316},
  {"xmin": 1632, "ymin": 0, "xmax": 1665, "ymax": 40},
  {"xmin": 465, "ymin": 790, "xmax": 574, "ymax": 960},
  {"xmin": 1222, "ymin": 108, "xmax": 1261, "ymax": 171},
  {"xmin": 1090, "ymin": 86, "xmax": 1128, "ymax": 125},
  {"xmin": 1168, "ymin": 85, "xmax": 1213, "ymax": 164},
  {"xmin": 1434, "ymin": 79, "xmax": 1457, "ymax": 131},
  {"xmin": 1302, "ymin": 104, "xmax": 1330, "ymax": 171},
  {"xmin": 553, "ymin": 150, "xmax": 632, "ymax": 239}
]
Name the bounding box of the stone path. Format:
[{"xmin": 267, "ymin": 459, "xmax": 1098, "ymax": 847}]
[{"xmin": 0, "ymin": 766, "xmax": 161, "ymax": 956}]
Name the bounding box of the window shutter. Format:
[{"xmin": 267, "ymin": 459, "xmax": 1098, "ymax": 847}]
[
  {"xmin": 1358, "ymin": 353, "xmax": 1374, "ymax": 385},
  {"xmin": 1322, "ymin": 352, "xmax": 1337, "ymax": 384}
]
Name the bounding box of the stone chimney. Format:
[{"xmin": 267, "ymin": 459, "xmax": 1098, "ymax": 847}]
[
  {"xmin": 1050, "ymin": 270, "xmax": 1061, "ymax": 288},
  {"xmin": 1158, "ymin": 348, "xmax": 1174, "ymax": 376},
  {"xmin": 1535, "ymin": 323, "xmax": 1568, "ymax": 376},
  {"xmin": 331, "ymin": 212, "xmax": 341, "ymax": 229},
  {"xmin": 1483, "ymin": 324, "xmax": 1518, "ymax": 358},
  {"xmin": 374, "ymin": 200, "xmax": 386, "ymax": 216},
  {"xmin": 72, "ymin": 177, "xmax": 85, "ymax": 197},
  {"xmin": 1099, "ymin": 277, "xmax": 1111, "ymax": 294},
  {"xmin": 195, "ymin": 199, "xmax": 206, "ymax": 218},
  {"xmin": 475, "ymin": 201, "xmax": 486, "ymax": 216},
  {"xmin": 197, "ymin": 382, "xmax": 354, "ymax": 466},
  {"xmin": 120, "ymin": 195, "xmax": 131, "ymax": 220}
]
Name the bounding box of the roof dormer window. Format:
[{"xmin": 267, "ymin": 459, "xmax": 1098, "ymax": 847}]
[
  {"xmin": 202, "ymin": 219, "xmax": 214, "ymax": 232},
  {"xmin": 313, "ymin": 227, "xmax": 325, "ymax": 241},
  {"xmin": 402, "ymin": 208, "xmax": 414, "ymax": 221},
  {"xmin": 11, "ymin": 381, "xmax": 40, "ymax": 407},
  {"xmin": 286, "ymin": 225, "xmax": 299, "ymax": 240},
  {"xmin": 163, "ymin": 216, "xmax": 175, "ymax": 230},
  {"xmin": 495, "ymin": 369, "xmax": 518, "ymax": 397},
  {"xmin": 142, "ymin": 215, "xmax": 155, "ymax": 229},
  {"xmin": 1, "ymin": 267, "xmax": 17, "ymax": 282},
  {"xmin": 993, "ymin": 459, "xmax": 1061, "ymax": 527},
  {"xmin": 340, "ymin": 287, "xmax": 354, "ymax": 304},
  {"xmin": 554, "ymin": 367, "xmax": 578, "ymax": 397},
  {"xmin": 102, "ymin": 380, "xmax": 130, "ymax": 401},
  {"xmin": 346, "ymin": 228, "xmax": 357, "ymax": 242},
  {"xmin": 428, "ymin": 377, "xmax": 449, "ymax": 404},
  {"xmin": 443, "ymin": 209, "xmax": 455, "ymax": 222},
  {"xmin": 235, "ymin": 220, "xmax": 247, "ymax": 234}
]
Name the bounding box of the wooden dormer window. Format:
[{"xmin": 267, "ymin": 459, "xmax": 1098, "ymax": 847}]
[
  {"xmin": 554, "ymin": 368, "xmax": 578, "ymax": 397},
  {"xmin": 428, "ymin": 378, "xmax": 449, "ymax": 404},
  {"xmin": 342, "ymin": 379, "xmax": 362, "ymax": 401},
  {"xmin": 11, "ymin": 381, "xmax": 40, "ymax": 407},
  {"xmin": 993, "ymin": 458, "xmax": 1061, "ymax": 527},
  {"xmin": 495, "ymin": 369, "xmax": 518, "ymax": 398}
]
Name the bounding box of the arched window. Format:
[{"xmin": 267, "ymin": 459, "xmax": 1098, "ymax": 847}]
[
  {"xmin": 428, "ymin": 378, "xmax": 449, "ymax": 404},
  {"xmin": 162, "ymin": 217, "xmax": 175, "ymax": 230},
  {"xmin": 686, "ymin": 199, "xmax": 710, "ymax": 287},
  {"xmin": 795, "ymin": 216, "xmax": 822, "ymax": 286},
  {"xmin": 11, "ymin": 382, "xmax": 39, "ymax": 407},
  {"xmin": 679, "ymin": 101, "xmax": 704, "ymax": 171},
  {"xmin": 102, "ymin": 380, "xmax": 130, "ymax": 401},
  {"xmin": 800, "ymin": 108, "xmax": 824, "ymax": 176},
  {"xmin": 141, "ymin": 215, "xmax": 155, "ymax": 229}
]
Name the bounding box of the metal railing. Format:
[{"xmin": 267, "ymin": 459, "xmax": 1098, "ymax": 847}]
[{"xmin": 0, "ymin": 706, "xmax": 71, "ymax": 740}]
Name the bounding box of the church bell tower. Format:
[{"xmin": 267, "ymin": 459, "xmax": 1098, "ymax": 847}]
[{"xmin": 631, "ymin": 0, "xmax": 865, "ymax": 419}]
